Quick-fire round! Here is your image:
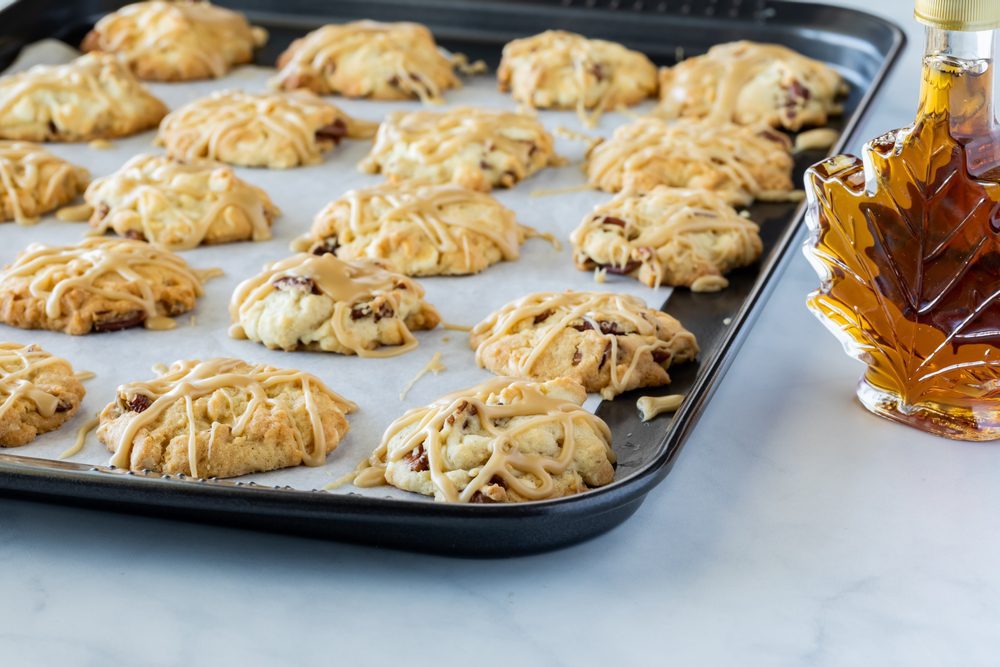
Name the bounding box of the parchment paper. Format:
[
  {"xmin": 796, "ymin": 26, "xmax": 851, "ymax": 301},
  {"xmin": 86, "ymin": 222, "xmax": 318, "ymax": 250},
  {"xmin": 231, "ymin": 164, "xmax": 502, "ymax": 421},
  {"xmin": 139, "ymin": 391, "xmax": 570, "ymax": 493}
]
[{"xmin": 1, "ymin": 40, "xmax": 671, "ymax": 499}]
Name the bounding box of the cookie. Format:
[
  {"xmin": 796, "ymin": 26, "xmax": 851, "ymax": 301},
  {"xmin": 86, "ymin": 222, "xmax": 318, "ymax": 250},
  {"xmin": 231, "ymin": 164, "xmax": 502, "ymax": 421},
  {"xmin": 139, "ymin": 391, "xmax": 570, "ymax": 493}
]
[
  {"xmin": 585, "ymin": 118, "xmax": 795, "ymax": 206},
  {"xmin": 359, "ymin": 106, "xmax": 560, "ymax": 191},
  {"xmin": 81, "ymin": 1, "xmax": 267, "ymax": 82},
  {"xmin": 97, "ymin": 357, "xmax": 356, "ymax": 478},
  {"xmin": 658, "ymin": 41, "xmax": 846, "ymax": 131},
  {"xmin": 0, "ymin": 343, "xmax": 85, "ymax": 447},
  {"xmin": 362, "ymin": 377, "xmax": 615, "ymax": 503},
  {"xmin": 0, "ymin": 237, "xmax": 215, "ymax": 335},
  {"xmin": 0, "ymin": 142, "xmax": 89, "ymax": 224},
  {"xmin": 0, "ymin": 53, "xmax": 168, "ymax": 142},
  {"xmin": 230, "ymin": 253, "xmax": 440, "ymax": 356},
  {"xmin": 156, "ymin": 90, "xmax": 377, "ymax": 169},
  {"xmin": 570, "ymin": 186, "xmax": 763, "ymax": 291},
  {"xmin": 470, "ymin": 290, "xmax": 698, "ymax": 399},
  {"xmin": 273, "ymin": 20, "xmax": 460, "ymax": 102},
  {"xmin": 302, "ymin": 182, "xmax": 530, "ymax": 276},
  {"xmin": 498, "ymin": 30, "xmax": 657, "ymax": 123},
  {"xmin": 86, "ymin": 154, "xmax": 278, "ymax": 249}
]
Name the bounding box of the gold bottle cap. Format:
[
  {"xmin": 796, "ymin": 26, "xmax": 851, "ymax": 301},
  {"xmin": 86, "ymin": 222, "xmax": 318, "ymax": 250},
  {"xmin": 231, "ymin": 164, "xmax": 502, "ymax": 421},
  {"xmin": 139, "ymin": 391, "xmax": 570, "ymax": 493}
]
[{"xmin": 915, "ymin": 0, "xmax": 1000, "ymax": 31}]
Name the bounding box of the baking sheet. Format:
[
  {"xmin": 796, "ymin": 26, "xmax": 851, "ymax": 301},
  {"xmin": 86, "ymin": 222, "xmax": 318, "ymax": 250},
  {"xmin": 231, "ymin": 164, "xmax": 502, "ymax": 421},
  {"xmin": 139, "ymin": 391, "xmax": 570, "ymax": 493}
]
[{"xmin": 2, "ymin": 40, "xmax": 678, "ymax": 500}]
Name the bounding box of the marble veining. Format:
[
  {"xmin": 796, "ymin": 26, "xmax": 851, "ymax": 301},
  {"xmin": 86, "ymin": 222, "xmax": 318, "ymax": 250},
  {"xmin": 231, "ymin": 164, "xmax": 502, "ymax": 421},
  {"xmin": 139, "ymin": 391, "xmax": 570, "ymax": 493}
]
[{"xmin": 4, "ymin": 1, "xmax": 1000, "ymax": 665}]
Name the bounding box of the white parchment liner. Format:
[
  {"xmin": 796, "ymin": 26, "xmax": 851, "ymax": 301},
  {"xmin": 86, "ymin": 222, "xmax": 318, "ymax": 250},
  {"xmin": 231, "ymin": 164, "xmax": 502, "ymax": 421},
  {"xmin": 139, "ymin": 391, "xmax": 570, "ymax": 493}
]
[{"xmin": 1, "ymin": 40, "xmax": 672, "ymax": 500}]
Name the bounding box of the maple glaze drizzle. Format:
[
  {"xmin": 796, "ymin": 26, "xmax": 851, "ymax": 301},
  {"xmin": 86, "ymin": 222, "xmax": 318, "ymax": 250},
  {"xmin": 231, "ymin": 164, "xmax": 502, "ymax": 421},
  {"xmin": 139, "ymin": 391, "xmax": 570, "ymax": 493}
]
[
  {"xmin": 359, "ymin": 107, "xmax": 561, "ymax": 184},
  {"xmin": 229, "ymin": 252, "xmax": 436, "ymax": 358},
  {"xmin": 0, "ymin": 142, "xmax": 89, "ymax": 225},
  {"xmin": 0, "ymin": 237, "xmax": 215, "ymax": 325},
  {"xmin": 85, "ymin": 154, "xmax": 277, "ymax": 249},
  {"xmin": 470, "ymin": 291, "xmax": 698, "ymax": 399},
  {"xmin": 570, "ymin": 187, "xmax": 761, "ymax": 289},
  {"xmin": 398, "ymin": 351, "xmax": 445, "ymax": 400},
  {"xmin": 498, "ymin": 30, "xmax": 657, "ymax": 127},
  {"xmin": 0, "ymin": 343, "xmax": 72, "ymax": 421},
  {"xmin": 104, "ymin": 358, "xmax": 356, "ymax": 476},
  {"xmin": 636, "ymin": 394, "xmax": 683, "ymax": 421},
  {"xmin": 585, "ymin": 118, "xmax": 794, "ymax": 206},
  {"xmin": 659, "ymin": 41, "xmax": 845, "ymax": 129},
  {"xmin": 60, "ymin": 414, "xmax": 99, "ymax": 459},
  {"xmin": 311, "ymin": 182, "xmax": 528, "ymax": 270},
  {"xmin": 361, "ymin": 377, "xmax": 614, "ymax": 503},
  {"xmin": 157, "ymin": 90, "xmax": 376, "ymax": 165},
  {"xmin": 86, "ymin": 1, "xmax": 266, "ymax": 79},
  {"xmin": 273, "ymin": 20, "xmax": 459, "ymax": 103}
]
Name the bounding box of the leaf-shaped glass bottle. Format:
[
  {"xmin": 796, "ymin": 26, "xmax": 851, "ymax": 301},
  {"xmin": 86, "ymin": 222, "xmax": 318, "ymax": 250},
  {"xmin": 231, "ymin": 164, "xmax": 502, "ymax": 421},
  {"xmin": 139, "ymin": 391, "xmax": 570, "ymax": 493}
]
[{"xmin": 805, "ymin": 1, "xmax": 1000, "ymax": 440}]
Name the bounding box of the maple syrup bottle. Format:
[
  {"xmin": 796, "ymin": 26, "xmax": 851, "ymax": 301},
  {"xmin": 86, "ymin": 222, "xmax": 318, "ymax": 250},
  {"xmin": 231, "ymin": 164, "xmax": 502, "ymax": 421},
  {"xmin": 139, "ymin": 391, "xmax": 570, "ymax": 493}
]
[{"xmin": 805, "ymin": 0, "xmax": 1000, "ymax": 440}]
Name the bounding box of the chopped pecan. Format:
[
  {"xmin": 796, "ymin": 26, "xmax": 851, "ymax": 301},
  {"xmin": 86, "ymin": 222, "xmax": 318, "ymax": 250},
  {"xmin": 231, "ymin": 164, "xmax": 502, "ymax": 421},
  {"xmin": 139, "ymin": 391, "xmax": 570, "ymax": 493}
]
[
  {"xmin": 598, "ymin": 321, "xmax": 625, "ymax": 336},
  {"xmin": 374, "ymin": 301, "xmax": 395, "ymax": 322},
  {"xmin": 404, "ymin": 444, "xmax": 429, "ymax": 472},
  {"xmin": 588, "ymin": 62, "xmax": 606, "ymax": 82},
  {"xmin": 470, "ymin": 476, "xmax": 507, "ymax": 503},
  {"xmin": 93, "ymin": 310, "xmax": 146, "ymax": 332},
  {"xmin": 127, "ymin": 394, "xmax": 152, "ymax": 413},
  {"xmin": 55, "ymin": 400, "xmax": 74, "ymax": 413},
  {"xmin": 572, "ymin": 347, "xmax": 583, "ymax": 366},
  {"xmin": 533, "ymin": 309, "xmax": 553, "ymax": 325},
  {"xmin": 273, "ymin": 275, "xmax": 319, "ymax": 294},
  {"xmin": 311, "ymin": 236, "xmax": 339, "ymax": 256},
  {"xmin": 602, "ymin": 216, "xmax": 627, "ymax": 228},
  {"xmin": 350, "ymin": 303, "xmax": 371, "ymax": 320},
  {"xmin": 652, "ymin": 348, "xmax": 670, "ymax": 364},
  {"xmin": 315, "ymin": 118, "xmax": 348, "ymax": 144},
  {"xmin": 123, "ymin": 229, "xmax": 146, "ymax": 241},
  {"xmin": 599, "ymin": 259, "xmax": 642, "ymax": 275},
  {"xmin": 598, "ymin": 341, "xmax": 612, "ymax": 369}
]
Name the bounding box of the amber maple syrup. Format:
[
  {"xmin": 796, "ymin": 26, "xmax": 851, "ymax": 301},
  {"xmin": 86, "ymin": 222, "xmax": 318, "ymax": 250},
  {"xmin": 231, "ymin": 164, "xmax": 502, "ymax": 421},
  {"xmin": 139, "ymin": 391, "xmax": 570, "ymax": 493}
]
[{"xmin": 805, "ymin": 4, "xmax": 1000, "ymax": 440}]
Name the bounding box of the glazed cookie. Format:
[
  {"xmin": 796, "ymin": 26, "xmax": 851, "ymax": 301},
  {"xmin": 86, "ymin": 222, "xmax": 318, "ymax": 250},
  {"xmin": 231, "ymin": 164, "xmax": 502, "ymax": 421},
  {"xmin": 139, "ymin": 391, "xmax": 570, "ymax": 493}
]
[
  {"xmin": 0, "ymin": 142, "xmax": 89, "ymax": 224},
  {"xmin": 470, "ymin": 290, "xmax": 698, "ymax": 399},
  {"xmin": 0, "ymin": 343, "xmax": 86, "ymax": 447},
  {"xmin": 156, "ymin": 90, "xmax": 377, "ymax": 169},
  {"xmin": 301, "ymin": 182, "xmax": 533, "ymax": 276},
  {"xmin": 82, "ymin": 1, "xmax": 267, "ymax": 82},
  {"xmin": 497, "ymin": 30, "xmax": 657, "ymax": 123},
  {"xmin": 0, "ymin": 53, "xmax": 168, "ymax": 142},
  {"xmin": 97, "ymin": 358, "xmax": 356, "ymax": 478},
  {"xmin": 85, "ymin": 154, "xmax": 278, "ymax": 249},
  {"xmin": 570, "ymin": 187, "xmax": 763, "ymax": 291},
  {"xmin": 359, "ymin": 377, "xmax": 615, "ymax": 503},
  {"xmin": 273, "ymin": 20, "xmax": 460, "ymax": 102},
  {"xmin": 585, "ymin": 118, "xmax": 795, "ymax": 206},
  {"xmin": 0, "ymin": 237, "xmax": 216, "ymax": 335},
  {"xmin": 359, "ymin": 107, "xmax": 560, "ymax": 191},
  {"xmin": 658, "ymin": 41, "xmax": 846, "ymax": 131},
  {"xmin": 230, "ymin": 253, "xmax": 440, "ymax": 356}
]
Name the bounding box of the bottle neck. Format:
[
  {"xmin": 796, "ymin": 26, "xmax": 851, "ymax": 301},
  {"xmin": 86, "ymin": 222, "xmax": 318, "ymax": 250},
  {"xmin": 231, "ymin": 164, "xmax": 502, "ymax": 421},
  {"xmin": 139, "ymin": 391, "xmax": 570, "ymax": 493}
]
[{"xmin": 918, "ymin": 26, "xmax": 996, "ymax": 137}]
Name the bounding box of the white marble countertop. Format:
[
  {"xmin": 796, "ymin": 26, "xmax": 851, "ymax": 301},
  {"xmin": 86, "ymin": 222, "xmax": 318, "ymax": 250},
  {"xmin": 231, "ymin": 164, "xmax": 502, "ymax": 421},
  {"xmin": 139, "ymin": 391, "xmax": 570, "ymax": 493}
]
[{"xmin": 5, "ymin": 0, "xmax": 997, "ymax": 665}]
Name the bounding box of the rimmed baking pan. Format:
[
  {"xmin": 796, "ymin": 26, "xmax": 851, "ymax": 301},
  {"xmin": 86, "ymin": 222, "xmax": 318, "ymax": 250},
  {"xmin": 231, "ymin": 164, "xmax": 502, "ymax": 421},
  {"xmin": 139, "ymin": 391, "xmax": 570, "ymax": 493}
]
[{"xmin": 0, "ymin": 0, "xmax": 904, "ymax": 556}]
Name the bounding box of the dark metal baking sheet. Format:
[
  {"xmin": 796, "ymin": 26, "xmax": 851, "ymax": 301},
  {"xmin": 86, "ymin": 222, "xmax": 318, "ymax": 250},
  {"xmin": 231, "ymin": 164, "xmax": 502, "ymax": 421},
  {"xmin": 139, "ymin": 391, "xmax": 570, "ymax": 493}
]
[{"xmin": 0, "ymin": 0, "xmax": 904, "ymax": 556}]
